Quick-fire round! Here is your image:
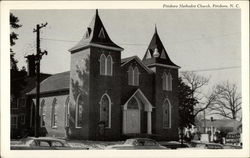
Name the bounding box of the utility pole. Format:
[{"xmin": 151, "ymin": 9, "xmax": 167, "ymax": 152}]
[{"xmin": 33, "ymin": 23, "xmax": 48, "ymax": 137}]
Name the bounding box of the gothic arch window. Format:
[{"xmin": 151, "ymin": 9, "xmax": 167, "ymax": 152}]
[
  {"xmin": 76, "ymin": 94, "xmax": 84, "ymax": 128},
  {"xmin": 106, "ymin": 55, "xmax": 113, "ymax": 76},
  {"xmin": 98, "ymin": 28, "xmax": 106, "ymax": 39},
  {"xmin": 65, "ymin": 96, "xmax": 70, "ymax": 127},
  {"xmin": 163, "ymin": 99, "xmax": 171, "ymax": 128},
  {"xmin": 40, "ymin": 99, "xmax": 45, "ymax": 127},
  {"xmin": 127, "ymin": 97, "xmax": 139, "ymax": 109},
  {"xmin": 162, "ymin": 72, "xmax": 172, "ymax": 91},
  {"xmin": 128, "ymin": 66, "xmax": 140, "ymax": 86},
  {"xmin": 168, "ymin": 73, "xmax": 173, "ymax": 91},
  {"xmin": 51, "ymin": 98, "xmax": 57, "ymax": 128},
  {"xmin": 100, "ymin": 54, "xmax": 106, "ymax": 75},
  {"xmin": 100, "ymin": 94, "xmax": 111, "ymax": 128},
  {"xmin": 133, "ymin": 67, "xmax": 139, "ymax": 86},
  {"xmin": 128, "ymin": 66, "xmax": 133, "ymax": 85},
  {"xmin": 162, "ymin": 72, "xmax": 168, "ymax": 90}
]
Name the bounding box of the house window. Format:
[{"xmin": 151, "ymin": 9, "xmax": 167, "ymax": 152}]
[
  {"xmin": 128, "ymin": 66, "xmax": 140, "ymax": 86},
  {"xmin": 11, "ymin": 115, "xmax": 18, "ymax": 129},
  {"xmin": 162, "ymin": 72, "xmax": 172, "ymax": 91},
  {"xmin": 163, "ymin": 99, "xmax": 171, "ymax": 128},
  {"xmin": 51, "ymin": 98, "xmax": 57, "ymax": 128},
  {"xmin": 65, "ymin": 96, "xmax": 70, "ymax": 127},
  {"xmin": 100, "ymin": 54, "xmax": 113, "ymax": 76},
  {"xmin": 100, "ymin": 94, "xmax": 111, "ymax": 128},
  {"xmin": 40, "ymin": 99, "xmax": 45, "ymax": 127},
  {"xmin": 12, "ymin": 98, "xmax": 18, "ymax": 109},
  {"xmin": 76, "ymin": 94, "xmax": 83, "ymax": 128},
  {"xmin": 19, "ymin": 114, "xmax": 25, "ymax": 125},
  {"xmin": 18, "ymin": 98, "xmax": 26, "ymax": 108},
  {"xmin": 106, "ymin": 55, "xmax": 113, "ymax": 76}
]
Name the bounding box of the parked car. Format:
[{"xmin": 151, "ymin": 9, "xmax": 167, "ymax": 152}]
[
  {"xmin": 195, "ymin": 143, "xmax": 224, "ymax": 149},
  {"xmin": 160, "ymin": 141, "xmax": 189, "ymax": 149},
  {"xmin": 105, "ymin": 138, "xmax": 167, "ymax": 150},
  {"xmin": 11, "ymin": 137, "xmax": 89, "ymax": 150}
]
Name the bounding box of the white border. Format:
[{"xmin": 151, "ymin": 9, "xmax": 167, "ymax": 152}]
[{"xmin": 1, "ymin": 1, "xmax": 249, "ymax": 158}]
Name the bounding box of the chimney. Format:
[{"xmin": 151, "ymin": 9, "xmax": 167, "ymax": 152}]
[{"xmin": 25, "ymin": 54, "xmax": 36, "ymax": 77}]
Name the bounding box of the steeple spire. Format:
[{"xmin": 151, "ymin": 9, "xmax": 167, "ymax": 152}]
[
  {"xmin": 155, "ymin": 24, "xmax": 157, "ymax": 33},
  {"xmin": 142, "ymin": 27, "xmax": 180, "ymax": 68},
  {"xmin": 69, "ymin": 9, "xmax": 123, "ymax": 52}
]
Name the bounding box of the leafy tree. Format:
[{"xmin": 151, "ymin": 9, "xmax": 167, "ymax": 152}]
[
  {"xmin": 10, "ymin": 12, "xmax": 22, "ymax": 70},
  {"xmin": 10, "ymin": 13, "xmax": 26, "ymax": 98},
  {"xmin": 178, "ymin": 77, "xmax": 198, "ymax": 143}
]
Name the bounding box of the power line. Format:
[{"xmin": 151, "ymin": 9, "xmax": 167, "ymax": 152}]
[
  {"xmin": 181, "ymin": 66, "xmax": 241, "ymax": 73},
  {"xmin": 40, "ymin": 31, "xmax": 240, "ymax": 46}
]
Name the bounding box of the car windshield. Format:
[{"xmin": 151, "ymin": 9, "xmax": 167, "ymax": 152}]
[{"xmin": 124, "ymin": 139, "xmax": 135, "ymax": 145}]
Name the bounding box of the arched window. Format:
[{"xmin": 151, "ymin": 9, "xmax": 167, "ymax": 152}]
[
  {"xmin": 65, "ymin": 96, "xmax": 70, "ymax": 127},
  {"xmin": 133, "ymin": 67, "xmax": 139, "ymax": 86},
  {"xmin": 51, "ymin": 98, "xmax": 57, "ymax": 128},
  {"xmin": 127, "ymin": 97, "xmax": 139, "ymax": 109},
  {"xmin": 163, "ymin": 99, "xmax": 171, "ymax": 128},
  {"xmin": 168, "ymin": 73, "xmax": 172, "ymax": 91},
  {"xmin": 40, "ymin": 99, "xmax": 45, "ymax": 127},
  {"xmin": 162, "ymin": 72, "xmax": 172, "ymax": 91},
  {"xmin": 76, "ymin": 94, "xmax": 83, "ymax": 128},
  {"xmin": 100, "ymin": 54, "xmax": 106, "ymax": 75},
  {"xmin": 106, "ymin": 55, "xmax": 113, "ymax": 76},
  {"xmin": 100, "ymin": 94, "xmax": 111, "ymax": 128},
  {"xmin": 128, "ymin": 66, "xmax": 140, "ymax": 86},
  {"xmin": 128, "ymin": 66, "xmax": 133, "ymax": 85},
  {"xmin": 162, "ymin": 72, "xmax": 168, "ymax": 90}
]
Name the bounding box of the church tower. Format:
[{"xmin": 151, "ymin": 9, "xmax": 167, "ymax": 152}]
[
  {"xmin": 142, "ymin": 27, "xmax": 180, "ymax": 140},
  {"xmin": 68, "ymin": 10, "xmax": 123, "ymax": 140}
]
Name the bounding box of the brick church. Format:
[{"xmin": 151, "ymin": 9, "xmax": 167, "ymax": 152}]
[{"xmin": 26, "ymin": 10, "xmax": 180, "ymax": 140}]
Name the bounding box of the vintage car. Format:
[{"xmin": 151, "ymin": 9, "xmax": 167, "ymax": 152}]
[
  {"xmin": 105, "ymin": 138, "xmax": 167, "ymax": 150},
  {"xmin": 11, "ymin": 137, "xmax": 89, "ymax": 150},
  {"xmin": 159, "ymin": 141, "xmax": 189, "ymax": 149}
]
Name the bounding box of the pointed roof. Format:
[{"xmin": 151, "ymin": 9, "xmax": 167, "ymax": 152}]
[
  {"xmin": 69, "ymin": 9, "xmax": 123, "ymax": 52},
  {"xmin": 142, "ymin": 27, "xmax": 180, "ymax": 68}
]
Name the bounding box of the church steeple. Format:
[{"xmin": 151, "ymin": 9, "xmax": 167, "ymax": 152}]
[
  {"xmin": 69, "ymin": 9, "xmax": 123, "ymax": 52},
  {"xmin": 142, "ymin": 27, "xmax": 179, "ymax": 68}
]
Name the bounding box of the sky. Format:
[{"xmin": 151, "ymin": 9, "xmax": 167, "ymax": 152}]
[{"xmin": 11, "ymin": 9, "xmax": 241, "ymax": 92}]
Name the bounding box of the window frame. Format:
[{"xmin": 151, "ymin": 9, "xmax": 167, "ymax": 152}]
[
  {"xmin": 51, "ymin": 98, "xmax": 57, "ymax": 128},
  {"xmin": 11, "ymin": 115, "xmax": 18, "ymax": 129},
  {"xmin": 40, "ymin": 99, "xmax": 45, "ymax": 127},
  {"xmin": 162, "ymin": 99, "xmax": 171, "ymax": 129},
  {"xmin": 106, "ymin": 55, "xmax": 113, "ymax": 76},
  {"xmin": 99, "ymin": 93, "xmax": 112, "ymax": 128},
  {"xmin": 75, "ymin": 94, "xmax": 83, "ymax": 128},
  {"xmin": 100, "ymin": 54, "xmax": 106, "ymax": 76},
  {"xmin": 65, "ymin": 96, "xmax": 70, "ymax": 127}
]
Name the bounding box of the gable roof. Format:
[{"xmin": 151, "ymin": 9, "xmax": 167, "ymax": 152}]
[
  {"xmin": 121, "ymin": 56, "xmax": 153, "ymax": 74},
  {"xmin": 69, "ymin": 10, "xmax": 123, "ymax": 52},
  {"xmin": 27, "ymin": 71, "xmax": 70, "ymax": 95},
  {"xmin": 142, "ymin": 27, "xmax": 180, "ymax": 68}
]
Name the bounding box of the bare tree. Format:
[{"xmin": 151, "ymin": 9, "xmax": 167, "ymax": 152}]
[
  {"xmin": 209, "ymin": 81, "xmax": 241, "ymax": 120},
  {"xmin": 181, "ymin": 71, "xmax": 217, "ymax": 117}
]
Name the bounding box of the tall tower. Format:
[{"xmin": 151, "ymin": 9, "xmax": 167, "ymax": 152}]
[
  {"xmin": 68, "ymin": 10, "xmax": 123, "ymax": 140},
  {"xmin": 142, "ymin": 27, "xmax": 180, "ymax": 140}
]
